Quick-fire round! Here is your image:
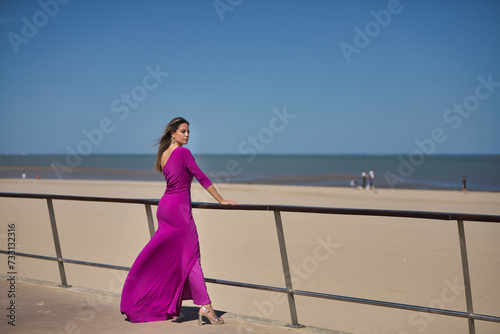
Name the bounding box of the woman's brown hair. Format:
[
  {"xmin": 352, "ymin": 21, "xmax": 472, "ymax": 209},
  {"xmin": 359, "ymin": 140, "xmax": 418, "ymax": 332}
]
[{"xmin": 154, "ymin": 117, "xmax": 189, "ymax": 172}]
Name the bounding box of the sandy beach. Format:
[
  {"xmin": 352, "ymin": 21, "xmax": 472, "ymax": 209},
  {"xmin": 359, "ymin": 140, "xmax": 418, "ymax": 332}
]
[{"xmin": 1, "ymin": 179, "xmax": 499, "ymax": 334}]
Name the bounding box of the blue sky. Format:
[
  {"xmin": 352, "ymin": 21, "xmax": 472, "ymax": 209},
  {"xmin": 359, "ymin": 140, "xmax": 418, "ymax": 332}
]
[{"xmin": 1, "ymin": 0, "xmax": 499, "ymax": 155}]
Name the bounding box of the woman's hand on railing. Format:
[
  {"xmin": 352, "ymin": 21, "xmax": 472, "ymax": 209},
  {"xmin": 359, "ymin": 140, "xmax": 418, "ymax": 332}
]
[
  {"xmin": 205, "ymin": 185, "xmax": 239, "ymax": 205},
  {"xmin": 220, "ymin": 199, "xmax": 239, "ymax": 205}
]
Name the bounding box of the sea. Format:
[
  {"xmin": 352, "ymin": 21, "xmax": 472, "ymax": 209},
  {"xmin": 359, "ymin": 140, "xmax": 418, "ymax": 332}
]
[{"xmin": 1, "ymin": 154, "xmax": 499, "ymax": 192}]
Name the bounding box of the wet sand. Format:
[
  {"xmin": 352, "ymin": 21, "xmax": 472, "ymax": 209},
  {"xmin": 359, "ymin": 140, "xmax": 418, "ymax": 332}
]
[{"xmin": 1, "ymin": 179, "xmax": 499, "ymax": 334}]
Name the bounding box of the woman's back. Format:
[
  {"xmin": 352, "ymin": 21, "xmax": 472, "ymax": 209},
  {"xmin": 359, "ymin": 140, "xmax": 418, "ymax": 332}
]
[{"xmin": 162, "ymin": 147, "xmax": 212, "ymax": 194}]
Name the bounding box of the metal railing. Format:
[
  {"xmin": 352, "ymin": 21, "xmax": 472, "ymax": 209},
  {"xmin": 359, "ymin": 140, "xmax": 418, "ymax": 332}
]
[{"xmin": 1, "ymin": 192, "xmax": 499, "ymax": 333}]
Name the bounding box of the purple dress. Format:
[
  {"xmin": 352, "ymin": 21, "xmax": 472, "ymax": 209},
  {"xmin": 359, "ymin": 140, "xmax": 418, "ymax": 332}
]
[{"xmin": 120, "ymin": 147, "xmax": 213, "ymax": 323}]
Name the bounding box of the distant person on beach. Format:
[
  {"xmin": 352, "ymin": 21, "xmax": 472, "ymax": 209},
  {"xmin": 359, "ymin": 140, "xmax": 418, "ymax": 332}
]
[
  {"xmin": 121, "ymin": 117, "xmax": 239, "ymax": 326},
  {"xmin": 361, "ymin": 170, "xmax": 367, "ymax": 189},
  {"xmin": 462, "ymin": 176, "xmax": 467, "ymax": 194},
  {"xmin": 369, "ymin": 169, "xmax": 375, "ymax": 190},
  {"xmin": 350, "ymin": 178, "xmax": 357, "ymax": 188}
]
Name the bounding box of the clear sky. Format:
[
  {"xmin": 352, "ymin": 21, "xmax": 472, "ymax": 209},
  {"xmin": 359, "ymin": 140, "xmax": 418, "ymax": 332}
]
[{"xmin": 1, "ymin": 0, "xmax": 499, "ymax": 155}]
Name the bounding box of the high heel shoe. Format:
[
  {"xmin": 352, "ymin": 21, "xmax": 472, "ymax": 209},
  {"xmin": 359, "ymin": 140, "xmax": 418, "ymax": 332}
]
[{"xmin": 198, "ymin": 306, "xmax": 224, "ymax": 325}]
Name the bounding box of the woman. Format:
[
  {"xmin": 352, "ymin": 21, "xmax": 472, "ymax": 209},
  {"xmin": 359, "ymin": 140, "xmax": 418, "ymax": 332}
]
[
  {"xmin": 361, "ymin": 170, "xmax": 367, "ymax": 189},
  {"xmin": 120, "ymin": 117, "xmax": 238, "ymax": 325}
]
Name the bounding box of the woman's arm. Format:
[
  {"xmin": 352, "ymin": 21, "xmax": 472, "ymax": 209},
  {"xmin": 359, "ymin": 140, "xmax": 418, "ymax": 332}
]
[
  {"xmin": 181, "ymin": 148, "xmax": 239, "ymax": 205},
  {"xmin": 205, "ymin": 185, "xmax": 239, "ymax": 205}
]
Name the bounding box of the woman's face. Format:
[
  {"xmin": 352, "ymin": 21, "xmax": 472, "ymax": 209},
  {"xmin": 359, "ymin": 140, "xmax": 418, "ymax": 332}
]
[{"xmin": 172, "ymin": 123, "xmax": 189, "ymax": 146}]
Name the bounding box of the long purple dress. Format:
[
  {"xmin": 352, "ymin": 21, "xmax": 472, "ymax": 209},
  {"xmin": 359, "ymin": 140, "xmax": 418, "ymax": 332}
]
[{"xmin": 120, "ymin": 147, "xmax": 213, "ymax": 323}]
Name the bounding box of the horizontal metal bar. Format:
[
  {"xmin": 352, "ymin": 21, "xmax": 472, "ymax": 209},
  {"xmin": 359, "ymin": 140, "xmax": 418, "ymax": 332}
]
[
  {"xmin": 204, "ymin": 277, "xmax": 288, "ymax": 293},
  {"xmin": 3, "ymin": 249, "xmax": 500, "ymax": 323},
  {"xmin": 292, "ymin": 289, "xmax": 500, "ymax": 323},
  {"xmin": 1, "ymin": 192, "xmax": 500, "ymax": 223},
  {"xmin": 203, "ymin": 278, "xmax": 500, "ymax": 323},
  {"xmin": 61, "ymin": 258, "xmax": 131, "ymax": 271},
  {"xmin": 0, "ymin": 250, "xmax": 59, "ymax": 262},
  {"xmin": 470, "ymin": 313, "xmax": 500, "ymax": 323},
  {"xmin": 292, "ymin": 289, "xmax": 468, "ymax": 318},
  {"xmin": 194, "ymin": 203, "xmax": 500, "ymax": 223},
  {"xmin": 0, "ymin": 192, "xmax": 159, "ymax": 206},
  {"xmin": 0, "ymin": 250, "xmax": 130, "ymax": 271}
]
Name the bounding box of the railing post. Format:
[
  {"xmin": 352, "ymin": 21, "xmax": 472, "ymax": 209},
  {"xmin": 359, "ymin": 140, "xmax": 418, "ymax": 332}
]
[
  {"xmin": 457, "ymin": 220, "xmax": 475, "ymax": 334},
  {"xmin": 145, "ymin": 204, "xmax": 155, "ymax": 239},
  {"xmin": 46, "ymin": 198, "xmax": 71, "ymax": 288},
  {"xmin": 273, "ymin": 210, "xmax": 304, "ymax": 328}
]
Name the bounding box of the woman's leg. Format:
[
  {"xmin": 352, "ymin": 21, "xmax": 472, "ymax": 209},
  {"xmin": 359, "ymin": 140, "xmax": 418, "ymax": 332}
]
[
  {"xmin": 187, "ymin": 258, "xmax": 211, "ymax": 305},
  {"xmin": 188, "ymin": 258, "xmax": 223, "ymax": 323}
]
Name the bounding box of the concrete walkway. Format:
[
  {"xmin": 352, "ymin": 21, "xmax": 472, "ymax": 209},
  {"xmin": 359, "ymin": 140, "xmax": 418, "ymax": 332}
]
[{"xmin": 0, "ymin": 278, "xmax": 346, "ymax": 334}]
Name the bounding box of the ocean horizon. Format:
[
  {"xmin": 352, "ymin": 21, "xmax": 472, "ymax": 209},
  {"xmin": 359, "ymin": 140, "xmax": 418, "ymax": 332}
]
[{"xmin": 1, "ymin": 153, "xmax": 499, "ymax": 192}]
